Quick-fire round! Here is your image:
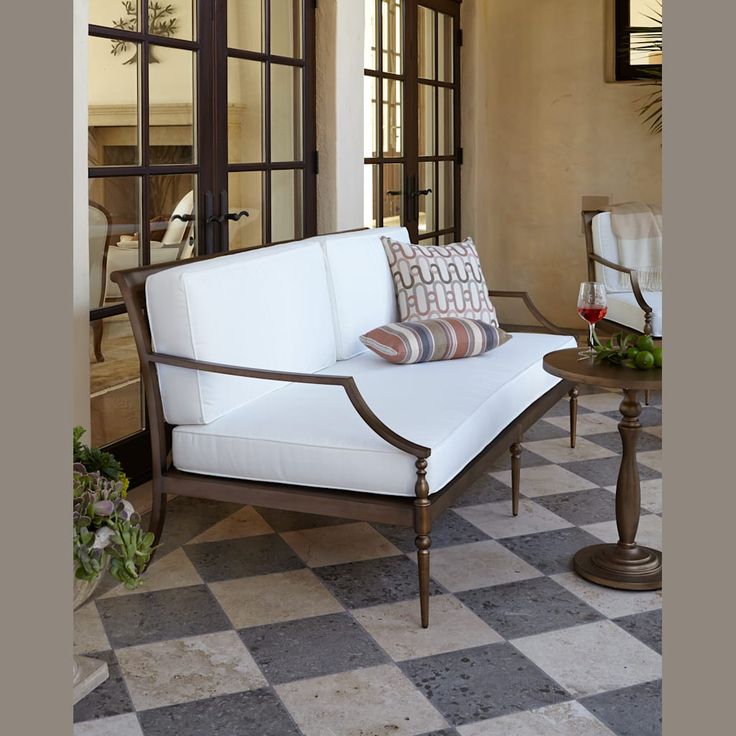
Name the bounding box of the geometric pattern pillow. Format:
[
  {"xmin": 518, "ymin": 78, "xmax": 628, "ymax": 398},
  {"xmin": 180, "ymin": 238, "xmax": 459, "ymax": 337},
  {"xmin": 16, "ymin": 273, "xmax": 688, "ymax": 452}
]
[
  {"xmin": 360, "ymin": 318, "xmax": 511, "ymax": 364},
  {"xmin": 380, "ymin": 236, "xmax": 499, "ymax": 326}
]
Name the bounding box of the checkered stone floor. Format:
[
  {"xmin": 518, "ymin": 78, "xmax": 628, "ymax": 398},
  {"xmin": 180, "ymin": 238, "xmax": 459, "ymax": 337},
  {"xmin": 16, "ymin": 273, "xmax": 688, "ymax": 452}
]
[{"xmin": 74, "ymin": 387, "xmax": 662, "ymax": 736}]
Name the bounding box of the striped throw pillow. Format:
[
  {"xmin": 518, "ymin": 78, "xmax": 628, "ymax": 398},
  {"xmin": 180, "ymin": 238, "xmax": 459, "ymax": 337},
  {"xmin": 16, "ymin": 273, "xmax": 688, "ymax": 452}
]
[{"xmin": 360, "ymin": 318, "xmax": 511, "ymax": 364}]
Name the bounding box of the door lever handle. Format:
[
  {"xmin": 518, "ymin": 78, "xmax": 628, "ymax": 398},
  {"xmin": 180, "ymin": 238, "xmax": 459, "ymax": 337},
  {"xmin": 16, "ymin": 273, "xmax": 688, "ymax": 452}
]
[
  {"xmin": 410, "ymin": 188, "xmax": 433, "ymax": 197},
  {"xmin": 386, "ymin": 190, "xmax": 402, "ymax": 196},
  {"xmin": 225, "ymin": 210, "xmax": 249, "ymax": 221},
  {"xmin": 171, "ymin": 213, "xmax": 195, "ymax": 222}
]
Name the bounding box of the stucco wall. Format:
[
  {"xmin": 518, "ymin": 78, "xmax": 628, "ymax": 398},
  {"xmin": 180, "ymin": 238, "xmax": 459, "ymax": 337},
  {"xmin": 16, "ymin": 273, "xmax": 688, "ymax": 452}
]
[{"xmin": 461, "ymin": 0, "xmax": 662, "ymax": 328}]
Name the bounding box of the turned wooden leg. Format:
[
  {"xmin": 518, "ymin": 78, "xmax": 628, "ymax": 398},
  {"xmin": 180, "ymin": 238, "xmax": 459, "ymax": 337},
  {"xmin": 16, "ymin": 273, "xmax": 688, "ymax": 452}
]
[
  {"xmin": 414, "ymin": 458, "xmax": 432, "ymax": 628},
  {"xmin": 92, "ymin": 321, "xmax": 105, "ymax": 363},
  {"xmin": 569, "ymin": 386, "xmax": 578, "ymax": 448},
  {"xmin": 510, "ymin": 442, "xmax": 522, "ymax": 517}
]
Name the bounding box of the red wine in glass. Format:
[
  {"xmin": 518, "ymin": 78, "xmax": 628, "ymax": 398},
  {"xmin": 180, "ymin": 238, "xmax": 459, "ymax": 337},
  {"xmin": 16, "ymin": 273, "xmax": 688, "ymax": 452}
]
[
  {"xmin": 577, "ymin": 282, "xmax": 607, "ymax": 356},
  {"xmin": 577, "ymin": 305, "xmax": 608, "ymax": 324}
]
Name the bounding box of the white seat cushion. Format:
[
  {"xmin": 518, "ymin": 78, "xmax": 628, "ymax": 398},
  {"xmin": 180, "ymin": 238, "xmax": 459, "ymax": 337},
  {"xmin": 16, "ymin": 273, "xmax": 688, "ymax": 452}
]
[
  {"xmin": 319, "ymin": 226, "xmax": 410, "ymax": 360},
  {"xmin": 172, "ymin": 332, "xmax": 577, "ymax": 497},
  {"xmin": 146, "ymin": 240, "xmax": 337, "ymax": 425},
  {"xmin": 606, "ymin": 291, "xmax": 663, "ymax": 337}
]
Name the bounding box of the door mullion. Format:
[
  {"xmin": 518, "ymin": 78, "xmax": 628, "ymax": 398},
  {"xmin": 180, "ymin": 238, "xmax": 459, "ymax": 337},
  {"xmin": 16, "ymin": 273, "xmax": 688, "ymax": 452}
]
[{"xmin": 404, "ymin": 0, "xmax": 419, "ymax": 240}]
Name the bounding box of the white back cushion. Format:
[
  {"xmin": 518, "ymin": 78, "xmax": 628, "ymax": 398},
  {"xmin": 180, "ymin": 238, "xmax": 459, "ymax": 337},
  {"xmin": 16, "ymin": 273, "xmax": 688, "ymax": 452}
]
[
  {"xmin": 146, "ymin": 241, "xmax": 337, "ymax": 425},
  {"xmin": 320, "ymin": 226, "xmax": 409, "ymax": 360},
  {"xmin": 591, "ymin": 212, "xmax": 628, "ymax": 292}
]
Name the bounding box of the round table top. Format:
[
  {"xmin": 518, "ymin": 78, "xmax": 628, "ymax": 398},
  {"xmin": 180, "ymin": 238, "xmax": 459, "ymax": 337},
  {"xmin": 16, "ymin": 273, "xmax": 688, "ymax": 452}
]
[{"xmin": 543, "ymin": 348, "xmax": 662, "ymax": 391}]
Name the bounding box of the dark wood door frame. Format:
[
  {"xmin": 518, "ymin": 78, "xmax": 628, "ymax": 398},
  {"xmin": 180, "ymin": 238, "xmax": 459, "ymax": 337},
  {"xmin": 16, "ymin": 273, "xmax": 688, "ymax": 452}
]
[
  {"xmin": 88, "ymin": 0, "xmax": 317, "ymax": 485},
  {"xmin": 364, "ymin": 0, "xmax": 461, "ymax": 243}
]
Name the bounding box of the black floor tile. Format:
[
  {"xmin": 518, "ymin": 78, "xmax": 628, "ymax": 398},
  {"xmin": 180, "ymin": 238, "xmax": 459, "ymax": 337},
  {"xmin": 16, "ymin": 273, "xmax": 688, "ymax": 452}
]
[
  {"xmin": 239, "ymin": 612, "xmax": 388, "ymax": 684},
  {"xmin": 457, "ymin": 577, "xmax": 603, "ymax": 639},
  {"xmin": 314, "ymin": 555, "xmax": 443, "ymax": 609},
  {"xmin": 400, "ymin": 642, "xmax": 570, "ymax": 726},
  {"xmin": 96, "ymin": 585, "xmax": 232, "ymax": 649},
  {"xmin": 614, "ymin": 609, "xmax": 662, "ymax": 654},
  {"xmin": 138, "ymin": 688, "xmax": 302, "ymax": 736},
  {"xmin": 580, "ymin": 680, "xmax": 662, "ymax": 736},
  {"xmin": 499, "ymin": 527, "xmax": 602, "ymax": 576},
  {"xmin": 184, "ymin": 534, "xmax": 304, "ymax": 583}
]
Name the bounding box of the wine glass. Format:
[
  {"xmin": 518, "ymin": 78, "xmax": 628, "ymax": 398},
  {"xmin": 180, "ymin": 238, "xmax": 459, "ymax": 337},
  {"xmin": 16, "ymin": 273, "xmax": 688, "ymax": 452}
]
[{"xmin": 577, "ymin": 282, "xmax": 607, "ymax": 357}]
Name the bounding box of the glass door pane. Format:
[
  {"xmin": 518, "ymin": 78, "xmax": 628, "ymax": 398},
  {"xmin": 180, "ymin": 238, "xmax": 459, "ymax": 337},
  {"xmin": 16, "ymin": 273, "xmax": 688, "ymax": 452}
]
[
  {"xmin": 88, "ymin": 0, "xmax": 203, "ymax": 477},
  {"xmin": 226, "ymin": 0, "xmax": 309, "ymax": 248},
  {"xmin": 363, "ymin": 1, "xmax": 458, "ymax": 242}
]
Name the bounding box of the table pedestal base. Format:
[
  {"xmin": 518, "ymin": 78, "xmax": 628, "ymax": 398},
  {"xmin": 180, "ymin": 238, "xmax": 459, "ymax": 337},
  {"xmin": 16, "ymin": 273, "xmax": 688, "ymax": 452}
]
[{"xmin": 574, "ymin": 543, "xmax": 662, "ymax": 591}]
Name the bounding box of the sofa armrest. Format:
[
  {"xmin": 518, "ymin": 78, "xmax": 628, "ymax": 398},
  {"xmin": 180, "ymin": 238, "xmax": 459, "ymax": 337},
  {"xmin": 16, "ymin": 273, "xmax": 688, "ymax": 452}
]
[
  {"xmin": 588, "ymin": 254, "xmax": 654, "ymax": 318},
  {"xmin": 489, "ymin": 290, "xmax": 584, "ymax": 336},
  {"xmin": 149, "ymin": 352, "xmax": 431, "ymax": 459}
]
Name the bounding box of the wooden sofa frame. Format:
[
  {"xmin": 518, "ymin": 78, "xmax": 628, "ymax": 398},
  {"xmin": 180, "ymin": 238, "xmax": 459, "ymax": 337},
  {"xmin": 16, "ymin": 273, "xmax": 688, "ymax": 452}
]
[{"xmin": 112, "ymin": 240, "xmax": 576, "ymax": 628}]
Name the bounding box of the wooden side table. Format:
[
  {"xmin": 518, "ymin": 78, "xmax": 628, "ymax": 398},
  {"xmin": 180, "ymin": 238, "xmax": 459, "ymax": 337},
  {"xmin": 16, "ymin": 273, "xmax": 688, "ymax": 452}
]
[{"xmin": 543, "ymin": 348, "xmax": 662, "ymax": 591}]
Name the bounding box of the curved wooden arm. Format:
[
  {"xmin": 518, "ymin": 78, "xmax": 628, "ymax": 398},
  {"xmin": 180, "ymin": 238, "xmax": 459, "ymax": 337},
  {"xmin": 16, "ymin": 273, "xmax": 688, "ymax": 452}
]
[
  {"xmin": 148, "ymin": 352, "xmax": 431, "ymax": 459},
  {"xmin": 588, "ymin": 254, "xmax": 654, "ymax": 317},
  {"xmin": 489, "ymin": 290, "xmax": 582, "ymax": 336}
]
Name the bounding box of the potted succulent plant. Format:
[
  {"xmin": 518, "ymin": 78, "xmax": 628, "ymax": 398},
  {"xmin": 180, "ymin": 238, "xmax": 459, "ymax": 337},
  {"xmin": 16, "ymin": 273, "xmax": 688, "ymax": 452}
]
[{"xmin": 73, "ymin": 427, "xmax": 155, "ymax": 702}]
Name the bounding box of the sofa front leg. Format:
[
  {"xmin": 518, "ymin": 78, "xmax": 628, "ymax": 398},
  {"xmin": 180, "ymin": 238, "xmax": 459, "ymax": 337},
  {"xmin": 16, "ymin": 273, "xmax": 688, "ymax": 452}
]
[
  {"xmin": 510, "ymin": 442, "xmax": 522, "ymax": 516},
  {"xmin": 414, "ymin": 458, "xmax": 432, "ymax": 629},
  {"xmin": 569, "ymin": 386, "xmax": 579, "ymax": 448}
]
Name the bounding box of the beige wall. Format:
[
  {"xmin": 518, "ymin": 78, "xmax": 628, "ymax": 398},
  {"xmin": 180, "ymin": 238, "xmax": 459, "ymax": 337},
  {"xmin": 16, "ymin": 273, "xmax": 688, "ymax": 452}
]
[{"xmin": 461, "ymin": 0, "xmax": 662, "ymax": 328}]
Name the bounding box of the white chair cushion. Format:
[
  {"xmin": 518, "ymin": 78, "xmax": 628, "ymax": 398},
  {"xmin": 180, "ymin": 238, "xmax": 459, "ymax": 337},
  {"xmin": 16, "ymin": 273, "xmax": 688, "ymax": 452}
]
[
  {"xmin": 606, "ymin": 291, "xmax": 663, "ymax": 337},
  {"xmin": 591, "ymin": 212, "xmax": 629, "ymax": 292},
  {"xmin": 319, "ymin": 226, "xmax": 410, "ymax": 360},
  {"xmin": 172, "ymin": 332, "xmax": 577, "ymax": 496},
  {"xmin": 146, "ymin": 240, "xmax": 337, "ymax": 425}
]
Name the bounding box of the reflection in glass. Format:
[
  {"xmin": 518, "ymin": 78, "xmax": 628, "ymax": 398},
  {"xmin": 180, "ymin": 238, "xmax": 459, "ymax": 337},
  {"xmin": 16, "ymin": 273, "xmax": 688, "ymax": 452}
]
[
  {"xmin": 271, "ymin": 0, "xmax": 302, "ymax": 58},
  {"xmin": 418, "ymin": 6, "xmax": 435, "ymax": 79},
  {"xmin": 228, "ymin": 0, "xmax": 264, "ymax": 52},
  {"xmin": 365, "ymin": 77, "xmax": 378, "ymax": 158},
  {"xmin": 88, "ymin": 36, "xmax": 140, "ymax": 167},
  {"xmin": 228, "ymin": 58, "xmax": 264, "ymax": 163},
  {"xmin": 418, "ymin": 162, "xmax": 434, "ymax": 235},
  {"xmin": 438, "ymin": 87, "xmax": 454, "ymax": 156},
  {"xmin": 90, "ymin": 315, "xmax": 144, "ymax": 447},
  {"xmin": 382, "ymin": 79, "xmax": 402, "ymax": 157},
  {"xmin": 90, "ymin": 0, "xmax": 139, "ymax": 31},
  {"xmin": 148, "ymin": 0, "xmax": 195, "ymax": 41},
  {"xmin": 149, "ymin": 174, "xmax": 197, "ymax": 258},
  {"xmin": 149, "ymin": 46, "xmax": 195, "ymax": 164},
  {"xmin": 271, "ymin": 65, "xmax": 303, "ymax": 162},
  {"xmin": 418, "ymin": 84, "xmax": 435, "ymax": 156},
  {"xmin": 438, "ymin": 161, "xmax": 453, "ymax": 230},
  {"xmin": 439, "ymin": 232, "xmax": 456, "ymax": 245},
  {"xmin": 88, "ymin": 177, "xmax": 142, "ymax": 307},
  {"xmin": 382, "ymin": 0, "xmax": 402, "ymax": 74},
  {"xmin": 364, "ymin": 164, "xmax": 380, "ymax": 228},
  {"xmin": 272, "ymin": 170, "xmax": 303, "ymax": 243},
  {"xmin": 438, "ymin": 12, "xmax": 454, "ymax": 82},
  {"xmin": 365, "ymin": 0, "xmax": 377, "ymax": 70},
  {"xmin": 228, "ymin": 172, "xmax": 264, "ymax": 250},
  {"xmin": 382, "ymin": 163, "xmax": 403, "ymax": 226}
]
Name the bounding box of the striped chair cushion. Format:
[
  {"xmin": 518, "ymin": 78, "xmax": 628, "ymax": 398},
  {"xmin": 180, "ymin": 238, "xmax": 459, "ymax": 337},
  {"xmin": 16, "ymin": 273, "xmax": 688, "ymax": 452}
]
[{"xmin": 360, "ymin": 318, "xmax": 511, "ymax": 364}]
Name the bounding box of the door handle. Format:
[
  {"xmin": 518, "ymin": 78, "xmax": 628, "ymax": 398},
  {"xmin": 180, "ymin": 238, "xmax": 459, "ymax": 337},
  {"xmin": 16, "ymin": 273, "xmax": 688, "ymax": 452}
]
[
  {"xmin": 225, "ymin": 210, "xmax": 249, "ymax": 221},
  {"xmin": 410, "ymin": 188, "xmax": 433, "ymax": 197},
  {"xmin": 386, "ymin": 190, "xmax": 402, "ymax": 196},
  {"xmin": 171, "ymin": 213, "xmax": 195, "ymax": 222}
]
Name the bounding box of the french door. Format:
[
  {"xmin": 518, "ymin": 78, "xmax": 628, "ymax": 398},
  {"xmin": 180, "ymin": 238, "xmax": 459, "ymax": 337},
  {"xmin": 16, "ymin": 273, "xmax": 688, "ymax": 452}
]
[
  {"xmin": 87, "ymin": 0, "xmax": 315, "ymax": 483},
  {"xmin": 364, "ymin": 0, "xmax": 461, "ymax": 244}
]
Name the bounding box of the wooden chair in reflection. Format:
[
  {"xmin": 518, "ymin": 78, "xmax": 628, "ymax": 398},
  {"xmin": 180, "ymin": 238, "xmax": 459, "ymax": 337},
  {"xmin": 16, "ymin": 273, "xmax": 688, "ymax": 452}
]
[{"xmin": 89, "ymin": 201, "xmax": 113, "ymax": 362}]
